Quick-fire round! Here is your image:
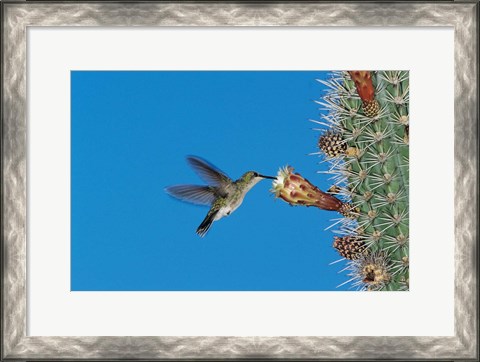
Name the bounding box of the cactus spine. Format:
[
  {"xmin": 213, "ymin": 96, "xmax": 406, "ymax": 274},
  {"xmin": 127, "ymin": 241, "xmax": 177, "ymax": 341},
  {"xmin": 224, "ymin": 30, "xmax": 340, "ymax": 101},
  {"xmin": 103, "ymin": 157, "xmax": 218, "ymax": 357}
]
[{"xmin": 318, "ymin": 71, "xmax": 409, "ymax": 291}]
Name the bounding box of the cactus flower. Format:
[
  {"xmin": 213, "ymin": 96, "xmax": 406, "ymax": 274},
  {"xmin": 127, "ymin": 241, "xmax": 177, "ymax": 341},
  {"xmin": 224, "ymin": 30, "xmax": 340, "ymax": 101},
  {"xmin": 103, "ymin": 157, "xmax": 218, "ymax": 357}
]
[{"xmin": 271, "ymin": 166, "xmax": 344, "ymax": 211}]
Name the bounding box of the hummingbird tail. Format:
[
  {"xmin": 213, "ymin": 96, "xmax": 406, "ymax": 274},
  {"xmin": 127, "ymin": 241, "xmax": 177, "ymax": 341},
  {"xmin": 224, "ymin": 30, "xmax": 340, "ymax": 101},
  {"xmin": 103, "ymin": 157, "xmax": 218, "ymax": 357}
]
[{"xmin": 196, "ymin": 210, "xmax": 218, "ymax": 237}]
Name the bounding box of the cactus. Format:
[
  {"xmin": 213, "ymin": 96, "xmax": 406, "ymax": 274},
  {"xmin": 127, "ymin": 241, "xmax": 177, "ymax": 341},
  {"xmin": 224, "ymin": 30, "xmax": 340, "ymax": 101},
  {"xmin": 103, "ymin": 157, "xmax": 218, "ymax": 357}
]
[
  {"xmin": 317, "ymin": 71, "xmax": 409, "ymax": 291},
  {"xmin": 271, "ymin": 70, "xmax": 409, "ymax": 291}
]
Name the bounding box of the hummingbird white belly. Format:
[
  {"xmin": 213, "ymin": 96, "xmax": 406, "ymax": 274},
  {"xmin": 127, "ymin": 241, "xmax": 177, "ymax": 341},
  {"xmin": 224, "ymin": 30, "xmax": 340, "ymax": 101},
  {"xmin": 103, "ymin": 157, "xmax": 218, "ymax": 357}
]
[{"xmin": 215, "ymin": 199, "xmax": 244, "ymax": 220}]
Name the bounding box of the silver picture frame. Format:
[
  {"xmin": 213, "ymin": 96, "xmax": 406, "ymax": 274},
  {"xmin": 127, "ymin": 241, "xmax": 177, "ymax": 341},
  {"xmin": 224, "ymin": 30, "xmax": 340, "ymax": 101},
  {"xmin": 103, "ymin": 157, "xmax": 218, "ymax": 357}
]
[{"xmin": 2, "ymin": 1, "xmax": 478, "ymax": 360}]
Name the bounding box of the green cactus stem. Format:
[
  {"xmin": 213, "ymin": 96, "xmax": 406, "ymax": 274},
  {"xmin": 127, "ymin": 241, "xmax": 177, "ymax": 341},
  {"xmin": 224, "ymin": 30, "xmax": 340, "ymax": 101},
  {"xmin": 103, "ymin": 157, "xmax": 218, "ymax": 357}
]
[{"xmin": 318, "ymin": 71, "xmax": 409, "ymax": 291}]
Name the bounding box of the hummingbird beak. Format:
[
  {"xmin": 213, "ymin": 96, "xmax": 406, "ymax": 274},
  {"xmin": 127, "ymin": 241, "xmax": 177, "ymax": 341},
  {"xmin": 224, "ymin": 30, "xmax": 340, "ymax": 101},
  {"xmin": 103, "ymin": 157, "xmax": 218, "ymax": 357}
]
[{"xmin": 259, "ymin": 174, "xmax": 276, "ymax": 180}]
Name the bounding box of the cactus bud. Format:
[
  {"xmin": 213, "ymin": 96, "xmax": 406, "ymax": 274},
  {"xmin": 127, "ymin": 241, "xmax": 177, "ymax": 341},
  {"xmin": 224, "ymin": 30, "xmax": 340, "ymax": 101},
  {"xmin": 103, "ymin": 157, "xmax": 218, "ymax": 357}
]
[
  {"xmin": 318, "ymin": 131, "xmax": 346, "ymax": 157},
  {"xmin": 362, "ymin": 99, "xmax": 380, "ymax": 118},
  {"xmin": 339, "ymin": 203, "xmax": 360, "ymax": 219},
  {"xmin": 348, "ymin": 71, "xmax": 375, "ymax": 102},
  {"xmin": 348, "ymin": 71, "xmax": 379, "ymax": 117},
  {"xmin": 333, "ymin": 236, "xmax": 366, "ymax": 260},
  {"xmin": 354, "ymin": 252, "xmax": 391, "ymax": 289}
]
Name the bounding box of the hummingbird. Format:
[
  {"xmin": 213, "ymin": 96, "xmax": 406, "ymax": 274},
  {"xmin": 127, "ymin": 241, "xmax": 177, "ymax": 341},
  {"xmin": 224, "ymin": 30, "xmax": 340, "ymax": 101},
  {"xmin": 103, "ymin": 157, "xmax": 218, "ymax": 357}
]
[{"xmin": 165, "ymin": 156, "xmax": 276, "ymax": 237}]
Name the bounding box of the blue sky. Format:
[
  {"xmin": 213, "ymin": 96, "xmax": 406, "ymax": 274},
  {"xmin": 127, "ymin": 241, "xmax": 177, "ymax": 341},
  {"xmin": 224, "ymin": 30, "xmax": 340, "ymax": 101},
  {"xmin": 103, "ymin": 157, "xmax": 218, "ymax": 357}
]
[{"xmin": 71, "ymin": 71, "xmax": 351, "ymax": 291}]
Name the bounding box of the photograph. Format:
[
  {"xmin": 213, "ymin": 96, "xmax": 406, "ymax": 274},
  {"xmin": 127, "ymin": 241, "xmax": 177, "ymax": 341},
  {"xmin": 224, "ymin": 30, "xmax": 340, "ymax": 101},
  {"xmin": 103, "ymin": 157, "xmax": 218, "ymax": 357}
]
[{"xmin": 71, "ymin": 70, "xmax": 409, "ymax": 291}]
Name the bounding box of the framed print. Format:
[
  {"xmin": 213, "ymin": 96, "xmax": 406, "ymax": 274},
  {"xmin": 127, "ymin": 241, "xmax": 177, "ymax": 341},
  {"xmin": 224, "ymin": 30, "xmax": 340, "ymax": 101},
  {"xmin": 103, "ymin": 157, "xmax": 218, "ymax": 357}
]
[{"xmin": 1, "ymin": 1, "xmax": 478, "ymax": 360}]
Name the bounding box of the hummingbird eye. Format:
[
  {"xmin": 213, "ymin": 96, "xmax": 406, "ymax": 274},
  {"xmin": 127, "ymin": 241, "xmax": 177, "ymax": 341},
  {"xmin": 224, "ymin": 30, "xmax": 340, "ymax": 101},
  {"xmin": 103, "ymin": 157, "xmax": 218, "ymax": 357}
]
[{"xmin": 252, "ymin": 172, "xmax": 259, "ymax": 177}]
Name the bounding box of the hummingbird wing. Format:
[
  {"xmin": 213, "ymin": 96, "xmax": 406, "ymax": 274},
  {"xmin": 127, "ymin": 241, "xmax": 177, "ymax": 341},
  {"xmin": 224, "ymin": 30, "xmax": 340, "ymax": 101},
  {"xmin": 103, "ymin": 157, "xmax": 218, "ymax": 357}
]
[
  {"xmin": 187, "ymin": 156, "xmax": 232, "ymax": 188},
  {"xmin": 165, "ymin": 185, "xmax": 222, "ymax": 206}
]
